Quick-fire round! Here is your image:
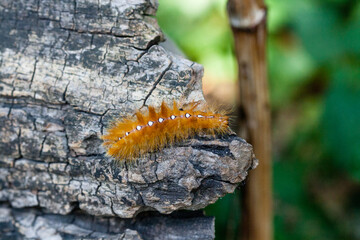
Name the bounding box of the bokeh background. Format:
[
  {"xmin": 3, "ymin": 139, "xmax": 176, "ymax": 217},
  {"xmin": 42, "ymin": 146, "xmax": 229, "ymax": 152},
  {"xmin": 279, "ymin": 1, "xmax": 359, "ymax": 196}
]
[{"xmin": 157, "ymin": 0, "xmax": 360, "ymax": 239}]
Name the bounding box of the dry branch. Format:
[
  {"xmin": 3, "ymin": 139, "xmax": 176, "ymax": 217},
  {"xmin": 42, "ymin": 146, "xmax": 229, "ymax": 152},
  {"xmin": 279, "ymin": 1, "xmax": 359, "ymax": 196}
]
[{"xmin": 227, "ymin": 0, "xmax": 272, "ymax": 239}]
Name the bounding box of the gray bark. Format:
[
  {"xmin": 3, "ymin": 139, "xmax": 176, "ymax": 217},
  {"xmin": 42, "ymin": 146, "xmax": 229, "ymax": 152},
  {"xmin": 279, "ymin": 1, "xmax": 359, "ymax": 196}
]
[
  {"xmin": 0, "ymin": 203, "xmax": 215, "ymax": 240},
  {"xmin": 0, "ymin": 0, "xmax": 257, "ymax": 239}
]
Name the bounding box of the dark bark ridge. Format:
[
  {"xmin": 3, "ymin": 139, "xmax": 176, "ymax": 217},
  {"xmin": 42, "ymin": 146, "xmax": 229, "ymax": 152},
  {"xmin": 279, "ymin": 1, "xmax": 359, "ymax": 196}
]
[{"xmin": 0, "ymin": 0, "xmax": 257, "ymax": 239}]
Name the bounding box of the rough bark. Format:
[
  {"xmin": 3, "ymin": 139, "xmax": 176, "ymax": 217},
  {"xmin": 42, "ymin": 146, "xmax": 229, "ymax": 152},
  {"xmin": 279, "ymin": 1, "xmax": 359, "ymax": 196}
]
[
  {"xmin": 0, "ymin": 0, "xmax": 257, "ymax": 239},
  {"xmin": 0, "ymin": 204, "xmax": 215, "ymax": 240}
]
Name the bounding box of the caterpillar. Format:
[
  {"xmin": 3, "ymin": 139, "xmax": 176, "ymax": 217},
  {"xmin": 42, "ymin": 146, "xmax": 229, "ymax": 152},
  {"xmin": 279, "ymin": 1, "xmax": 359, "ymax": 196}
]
[{"xmin": 101, "ymin": 101, "xmax": 230, "ymax": 161}]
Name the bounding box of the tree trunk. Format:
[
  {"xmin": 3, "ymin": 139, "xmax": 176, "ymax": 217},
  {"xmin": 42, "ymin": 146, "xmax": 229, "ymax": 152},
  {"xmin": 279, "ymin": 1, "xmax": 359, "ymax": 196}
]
[{"xmin": 0, "ymin": 0, "xmax": 257, "ymax": 239}]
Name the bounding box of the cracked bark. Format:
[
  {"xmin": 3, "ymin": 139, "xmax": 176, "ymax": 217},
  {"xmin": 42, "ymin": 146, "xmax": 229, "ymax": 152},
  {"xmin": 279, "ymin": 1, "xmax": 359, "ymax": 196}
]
[{"xmin": 0, "ymin": 0, "xmax": 257, "ymax": 239}]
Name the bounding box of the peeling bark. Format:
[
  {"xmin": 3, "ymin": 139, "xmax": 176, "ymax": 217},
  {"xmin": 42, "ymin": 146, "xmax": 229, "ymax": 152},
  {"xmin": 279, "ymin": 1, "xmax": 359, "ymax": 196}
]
[{"xmin": 0, "ymin": 0, "xmax": 257, "ymax": 239}]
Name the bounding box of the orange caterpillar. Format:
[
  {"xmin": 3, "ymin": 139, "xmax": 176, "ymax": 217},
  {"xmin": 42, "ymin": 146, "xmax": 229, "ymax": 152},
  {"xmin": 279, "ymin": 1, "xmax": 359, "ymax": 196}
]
[{"xmin": 101, "ymin": 101, "xmax": 230, "ymax": 161}]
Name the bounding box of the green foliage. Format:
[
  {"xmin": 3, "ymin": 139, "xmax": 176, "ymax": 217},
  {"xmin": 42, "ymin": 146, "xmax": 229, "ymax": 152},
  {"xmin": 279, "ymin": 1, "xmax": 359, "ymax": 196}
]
[
  {"xmin": 157, "ymin": 0, "xmax": 236, "ymax": 82},
  {"xmin": 322, "ymin": 65, "xmax": 360, "ymax": 180},
  {"xmin": 157, "ymin": 0, "xmax": 360, "ymax": 239}
]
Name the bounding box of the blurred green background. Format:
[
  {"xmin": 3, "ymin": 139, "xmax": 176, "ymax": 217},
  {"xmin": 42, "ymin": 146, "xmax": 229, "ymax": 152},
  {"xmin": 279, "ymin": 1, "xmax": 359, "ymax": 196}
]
[{"xmin": 157, "ymin": 0, "xmax": 360, "ymax": 239}]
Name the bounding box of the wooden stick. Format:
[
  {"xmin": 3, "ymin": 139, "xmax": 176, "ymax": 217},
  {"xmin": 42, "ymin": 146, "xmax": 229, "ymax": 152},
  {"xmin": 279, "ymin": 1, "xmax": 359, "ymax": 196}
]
[{"xmin": 227, "ymin": 0, "xmax": 272, "ymax": 239}]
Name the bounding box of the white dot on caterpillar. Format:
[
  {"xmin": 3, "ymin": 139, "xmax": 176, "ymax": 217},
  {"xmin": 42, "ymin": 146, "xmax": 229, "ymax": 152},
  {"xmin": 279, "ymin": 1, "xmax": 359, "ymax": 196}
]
[
  {"xmin": 185, "ymin": 113, "xmax": 191, "ymax": 118},
  {"xmin": 148, "ymin": 121, "xmax": 154, "ymax": 126},
  {"xmin": 158, "ymin": 118, "xmax": 164, "ymax": 123},
  {"xmin": 170, "ymin": 115, "xmax": 176, "ymax": 120},
  {"xmin": 136, "ymin": 126, "xmax": 142, "ymax": 130},
  {"xmin": 126, "ymin": 132, "xmax": 130, "ymax": 136},
  {"xmin": 197, "ymin": 114, "xmax": 204, "ymax": 118}
]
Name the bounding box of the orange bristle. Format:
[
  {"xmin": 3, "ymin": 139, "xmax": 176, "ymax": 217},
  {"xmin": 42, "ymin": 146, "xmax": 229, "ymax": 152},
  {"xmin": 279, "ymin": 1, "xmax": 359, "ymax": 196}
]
[{"xmin": 101, "ymin": 101, "xmax": 230, "ymax": 162}]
